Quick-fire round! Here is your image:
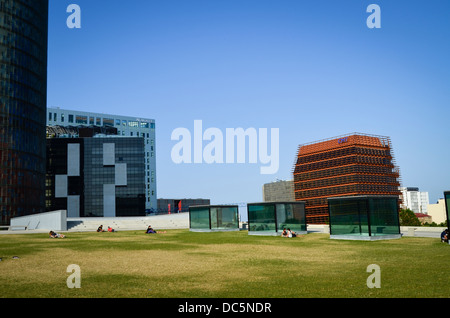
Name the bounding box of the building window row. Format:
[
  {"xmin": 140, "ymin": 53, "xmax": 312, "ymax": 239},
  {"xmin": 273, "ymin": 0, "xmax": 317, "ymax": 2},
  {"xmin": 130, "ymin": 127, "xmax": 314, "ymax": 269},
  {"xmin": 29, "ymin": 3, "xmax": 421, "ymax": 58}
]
[
  {"xmin": 48, "ymin": 111, "xmax": 155, "ymax": 129},
  {"xmin": 296, "ymin": 184, "xmax": 401, "ymax": 200},
  {"xmin": 296, "ymin": 146, "xmax": 392, "ymax": 165},
  {"xmin": 295, "ymin": 155, "xmax": 394, "ymax": 173},
  {"xmin": 296, "ymin": 174, "xmax": 400, "ymax": 191}
]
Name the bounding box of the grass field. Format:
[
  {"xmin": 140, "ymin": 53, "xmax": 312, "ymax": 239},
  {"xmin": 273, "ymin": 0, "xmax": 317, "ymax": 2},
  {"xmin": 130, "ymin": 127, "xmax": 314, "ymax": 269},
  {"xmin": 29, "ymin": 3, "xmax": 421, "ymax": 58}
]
[{"xmin": 0, "ymin": 229, "xmax": 448, "ymax": 298}]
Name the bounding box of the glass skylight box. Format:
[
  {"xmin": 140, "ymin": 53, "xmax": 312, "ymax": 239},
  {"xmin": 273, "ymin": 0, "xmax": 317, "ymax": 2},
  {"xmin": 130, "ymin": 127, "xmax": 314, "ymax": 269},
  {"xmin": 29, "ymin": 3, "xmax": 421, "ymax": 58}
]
[
  {"xmin": 189, "ymin": 205, "xmax": 239, "ymax": 232},
  {"xmin": 247, "ymin": 202, "xmax": 307, "ymax": 236},
  {"xmin": 327, "ymin": 195, "xmax": 401, "ymax": 240}
]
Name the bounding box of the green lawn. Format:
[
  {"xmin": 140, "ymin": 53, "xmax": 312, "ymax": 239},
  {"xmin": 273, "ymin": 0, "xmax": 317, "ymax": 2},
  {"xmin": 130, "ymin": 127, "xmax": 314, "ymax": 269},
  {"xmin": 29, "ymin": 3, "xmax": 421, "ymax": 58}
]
[{"xmin": 0, "ymin": 229, "xmax": 448, "ymax": 298}]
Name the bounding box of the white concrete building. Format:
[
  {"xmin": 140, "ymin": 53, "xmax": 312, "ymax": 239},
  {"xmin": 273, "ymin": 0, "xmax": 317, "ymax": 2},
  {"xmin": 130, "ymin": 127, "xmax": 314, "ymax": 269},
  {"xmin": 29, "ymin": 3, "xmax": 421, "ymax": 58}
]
[{"xmin": 400, "ymin": 187, "xmax": 429, "ymax": 214}]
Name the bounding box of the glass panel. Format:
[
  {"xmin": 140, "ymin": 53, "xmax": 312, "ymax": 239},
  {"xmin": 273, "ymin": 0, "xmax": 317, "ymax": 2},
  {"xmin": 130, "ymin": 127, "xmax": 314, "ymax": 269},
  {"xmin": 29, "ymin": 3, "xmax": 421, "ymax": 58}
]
[
  {"xmin": 76, "ymin": 115, "xmax": 87, "ymax": 124},
  {"xmin": 210, "ymin": 206, "xmax": 238, "ymax": 230},
  {"xmin": 444, "ymin": 192, "xmax": 450, "ymax": 229},
  {"xmin": 358, "ymin": 200, "xmax": 369, "ymax": 235},
  {"xmin": 103, "ymin": 118, "xmax": 114, "ymax": 127},
  {"xmin": 248, "ymin": 204, "xmax": 276, "ymax": 233},
  {"xmin": 190, "ymin": 206, "xmax": 210, "ymax": 230},
  {"xmin": 276, "ymin": 203, "xmax": 306, "ymax": 233},
  {"xmin": 329, "ymin": 198, "xmax": 368, "ymax": 236},
  {"xmin": 369, "ymin": 197, "xmax": 400, "ymax": 235},
  {"xmin": 221, "ymin": 206, "xmax": 238, "ymax": 229},
  {"xmin": 210, "ymin": 207, "xmax": 218, "ymax": 229}
]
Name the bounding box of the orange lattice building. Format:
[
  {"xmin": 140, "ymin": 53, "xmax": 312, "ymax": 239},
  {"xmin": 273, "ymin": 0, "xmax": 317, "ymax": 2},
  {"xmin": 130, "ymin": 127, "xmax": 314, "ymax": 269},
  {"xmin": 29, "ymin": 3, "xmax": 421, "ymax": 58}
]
[{"xmin": 293, "ymin": 133, "xmax": 402, "ymax": 224}]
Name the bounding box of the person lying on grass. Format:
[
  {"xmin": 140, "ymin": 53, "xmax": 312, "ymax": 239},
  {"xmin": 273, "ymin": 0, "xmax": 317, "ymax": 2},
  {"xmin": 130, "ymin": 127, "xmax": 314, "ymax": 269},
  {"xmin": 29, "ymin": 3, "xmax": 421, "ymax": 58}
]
[{"xmin": 49, "ymin": 230, "xmax": 65, "ymax": 238}]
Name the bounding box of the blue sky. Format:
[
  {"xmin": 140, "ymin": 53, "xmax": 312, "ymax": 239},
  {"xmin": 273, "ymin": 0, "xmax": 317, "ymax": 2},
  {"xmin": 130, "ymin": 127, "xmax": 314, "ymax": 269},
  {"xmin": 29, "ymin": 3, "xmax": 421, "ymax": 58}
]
[{"xmin": 47, "ymin": 0, "xmax": 450, "ymax": 208}]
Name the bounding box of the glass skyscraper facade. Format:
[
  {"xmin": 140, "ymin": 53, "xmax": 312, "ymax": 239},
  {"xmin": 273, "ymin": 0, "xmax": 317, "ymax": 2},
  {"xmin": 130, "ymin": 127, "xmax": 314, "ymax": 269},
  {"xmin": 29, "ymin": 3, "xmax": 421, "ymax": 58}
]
[{"xmin": 0, "ymin": 0, "xmax": 49, "ymax": 225}]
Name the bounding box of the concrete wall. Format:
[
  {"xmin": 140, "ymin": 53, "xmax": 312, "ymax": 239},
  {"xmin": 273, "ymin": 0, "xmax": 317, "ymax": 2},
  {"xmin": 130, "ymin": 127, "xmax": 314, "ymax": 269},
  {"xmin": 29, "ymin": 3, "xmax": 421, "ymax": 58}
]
[
  {"xmin": 10, "ymin": 210, "xmax": 67, "ymax": 231},
  {"xmin": 400, "ymin": 226, "xmax": 446, "ymax": 238},
  {"xmin": 67, "ymin": 212, "xmax": 190, "ymax": 232}
]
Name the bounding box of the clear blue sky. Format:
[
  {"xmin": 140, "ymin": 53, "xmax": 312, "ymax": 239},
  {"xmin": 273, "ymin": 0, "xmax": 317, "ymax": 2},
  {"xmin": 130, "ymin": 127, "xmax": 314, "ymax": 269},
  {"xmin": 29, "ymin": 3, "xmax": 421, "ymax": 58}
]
[{"xmin": 47, "ymin": 0, "xmax": 450, "ymax": 208}]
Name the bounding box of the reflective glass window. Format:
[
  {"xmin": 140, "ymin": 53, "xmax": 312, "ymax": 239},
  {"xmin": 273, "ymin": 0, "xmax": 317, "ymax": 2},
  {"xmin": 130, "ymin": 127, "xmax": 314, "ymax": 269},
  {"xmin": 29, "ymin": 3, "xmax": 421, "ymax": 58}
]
[
  {"xmin": 248, "ymin": 204, "xmax": 276, "ymax": 233},
  {"xmin": 210, "ymin": 206, "xmax": 238, "ymax": 230},
  {"xmin": 276, "ymin": 203, "xmax": 306, "ymax": 233},
  {"xmin": 76, "ymin": 116, "xmax": 87, "ymax": 124},
  {"xmin": 369, "ymin": 197, "xmax": 399, "ymax": 235},
  {"xmin": 190, "ymin": 206, "xmax": 210, "ymax": 230},
  {"xmin": 103, "ymin": 118, "xmax": 114, "ymax": 127},
  {"xmin": 328, "ymin": 196, "xmax": 399, "ymax": 237}
]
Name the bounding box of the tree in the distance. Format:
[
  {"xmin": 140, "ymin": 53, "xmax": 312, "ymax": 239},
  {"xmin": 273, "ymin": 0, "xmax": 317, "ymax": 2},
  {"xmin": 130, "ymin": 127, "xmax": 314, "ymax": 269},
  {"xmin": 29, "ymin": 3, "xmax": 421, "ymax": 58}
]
[{"xmin": 399, "ymin": 208, "xmax": 421, "ymax": 226}]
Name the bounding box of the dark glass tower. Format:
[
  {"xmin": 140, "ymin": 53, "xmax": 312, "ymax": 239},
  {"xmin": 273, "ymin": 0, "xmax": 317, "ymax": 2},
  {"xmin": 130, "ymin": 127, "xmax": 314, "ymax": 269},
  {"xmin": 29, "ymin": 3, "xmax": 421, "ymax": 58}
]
[{"xmin": 0, "ymin": 0, "xmax": 49, "ymax": 224}]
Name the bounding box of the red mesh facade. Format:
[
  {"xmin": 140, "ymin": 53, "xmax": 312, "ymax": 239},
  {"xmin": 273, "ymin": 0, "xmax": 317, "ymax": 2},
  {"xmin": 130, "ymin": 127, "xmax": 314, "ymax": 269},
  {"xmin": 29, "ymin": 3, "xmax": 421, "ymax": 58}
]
[{"xmin": 293, "ymin": 133, "xmax": 402, "ymax": 224}]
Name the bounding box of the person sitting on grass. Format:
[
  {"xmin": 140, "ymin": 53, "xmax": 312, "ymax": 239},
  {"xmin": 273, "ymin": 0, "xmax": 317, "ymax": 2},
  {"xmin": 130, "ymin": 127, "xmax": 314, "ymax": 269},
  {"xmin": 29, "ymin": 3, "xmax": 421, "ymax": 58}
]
[
  {"xmin": 145, "ymin": 225, "xmax": 166, "ymax": 234},
  {"xmin": 441, "ymin": 229, "xmax": 448, "ymax": 243},
  {"xmin": 107, "ymin": 226, "xmax": 115, "ymax": 232},
  {"xmin": 287, "ymin": 228, "xmax": 297, "ymax": 238},
  {"xmin": 281, "ymin": 228, "xmax": 288, "ymax": 237},
  {"xmin": 146, "ymin": 225, "xmax": 156, "ymax": 234},
  {"xmin": 49, "ymin": 230, "xmax": 65, "ymax": 238},
  {"xmin": 97, "ymin": 225, "xmax": 105, "ymax": 232}
]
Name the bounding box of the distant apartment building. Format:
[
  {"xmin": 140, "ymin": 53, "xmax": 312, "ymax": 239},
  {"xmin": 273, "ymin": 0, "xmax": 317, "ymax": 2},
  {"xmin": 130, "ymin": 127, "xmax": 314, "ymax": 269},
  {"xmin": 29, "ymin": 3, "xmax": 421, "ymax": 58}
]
[
  {"xmin": 293, "ymin": 133, "xmax": 402, "ymax": 224},
  {"xmin": 400, "ymin": 187, "xmax": 429, "ymax": 214},
  {"xmin": 262, "ymin": 180, "xmax": 295, "ymax": 202},
  {"xmin": 46, "ymin": 132, "xmax": 145, "ymax": 217},
  {"xmin": 47, "ymin": 107, "xmax": 156, "ymax": 212}
]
